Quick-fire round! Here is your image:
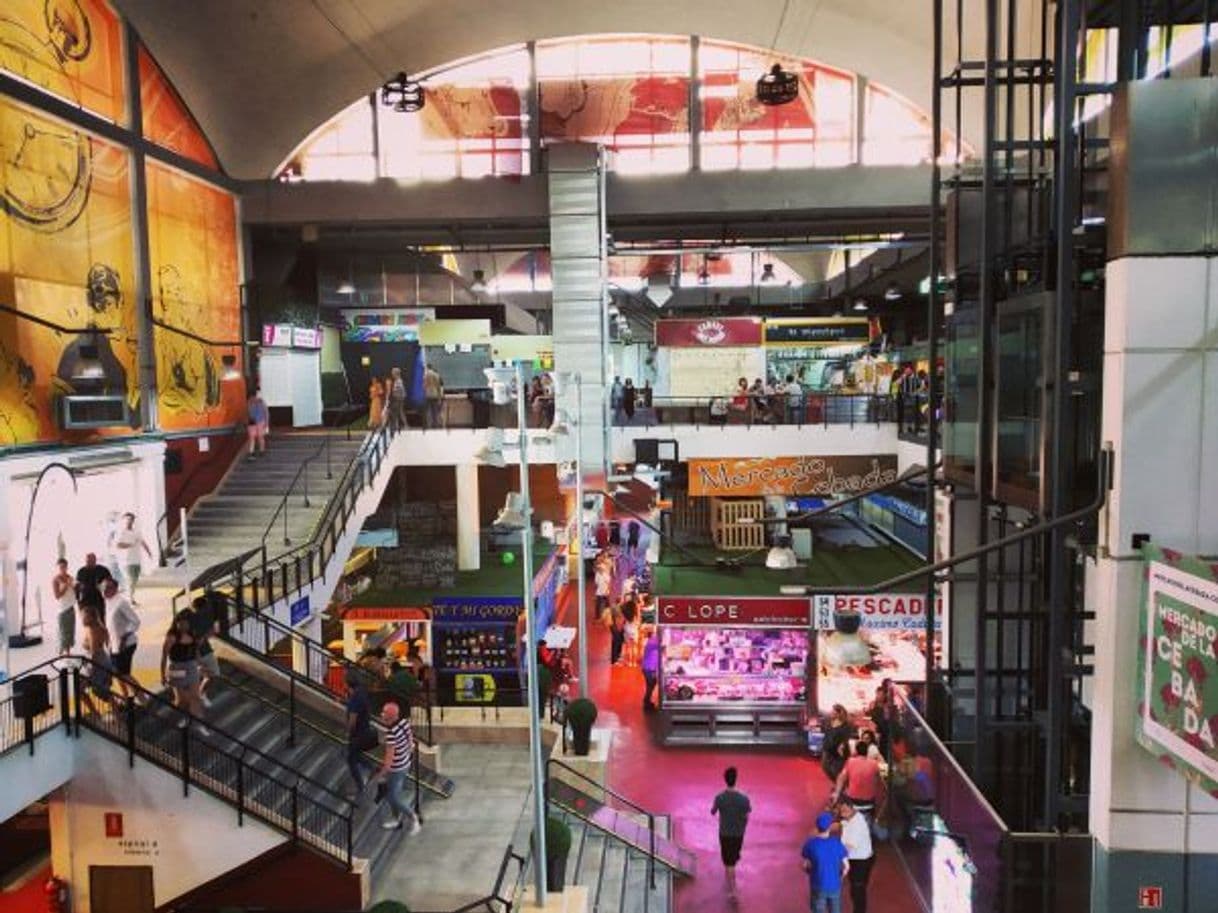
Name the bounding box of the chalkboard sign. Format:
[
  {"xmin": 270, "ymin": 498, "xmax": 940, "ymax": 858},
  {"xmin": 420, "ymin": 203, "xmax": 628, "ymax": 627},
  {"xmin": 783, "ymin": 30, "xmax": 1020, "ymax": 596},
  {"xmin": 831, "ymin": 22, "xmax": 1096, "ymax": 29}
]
[{"xmin": 423, "ymin": 345, "xmax": 492, "ymax": 391}]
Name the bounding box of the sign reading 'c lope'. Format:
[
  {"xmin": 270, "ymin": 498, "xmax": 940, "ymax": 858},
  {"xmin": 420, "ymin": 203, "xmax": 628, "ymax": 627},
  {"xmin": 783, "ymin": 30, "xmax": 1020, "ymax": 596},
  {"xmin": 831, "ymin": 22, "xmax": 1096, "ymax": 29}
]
[{"xmin": 658, "ymin": 596, "xmax": 811, "ymax": 627}]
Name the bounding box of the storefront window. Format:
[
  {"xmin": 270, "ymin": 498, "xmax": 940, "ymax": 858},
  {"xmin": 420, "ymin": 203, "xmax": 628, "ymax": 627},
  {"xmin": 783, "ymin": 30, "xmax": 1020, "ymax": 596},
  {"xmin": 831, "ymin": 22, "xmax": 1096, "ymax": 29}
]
[
  {"xmin": 538, "ymin": 36, "xmax": 690, "ymax": 174},
  {"xmin": 380, "ymin": 47, "xmax": 530, "ymax": 181},
  {"xmin": 698, "ymin": 41, "xmax": 854, "ymax": 170}
]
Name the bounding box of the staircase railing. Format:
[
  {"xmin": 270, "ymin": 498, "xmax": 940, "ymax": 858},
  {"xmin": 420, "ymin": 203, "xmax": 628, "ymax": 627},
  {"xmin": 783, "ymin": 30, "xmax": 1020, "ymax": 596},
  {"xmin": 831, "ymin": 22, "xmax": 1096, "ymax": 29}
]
[
  {"xmin": 546, "ymin": 758, "xmax": 659, "ymax": 890},
  {"xmin": 206, "ymin": 587, "xmax": 434, "ymax": 747},
  {"xmin": 9, "ymin": 658, "xmax": 357, "ymax": 868},
  {"xmin": 261, "ymin": 433, "xmax": 333, "ymax": 549},
  {"xmin": 0, "ymin": 658, "xmax": 73, "ymax": 757}
]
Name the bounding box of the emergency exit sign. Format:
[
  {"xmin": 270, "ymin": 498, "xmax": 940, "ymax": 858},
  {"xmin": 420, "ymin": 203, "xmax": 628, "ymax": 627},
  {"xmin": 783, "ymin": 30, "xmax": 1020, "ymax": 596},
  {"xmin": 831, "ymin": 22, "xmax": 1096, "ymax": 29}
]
[
  {"xmin": 1138, "ymin": 886, "xmax": 1163, "ymax": 909},
  {"xmin": 104, "ymin": 812, "xmax": 123, "ymax": 838}
]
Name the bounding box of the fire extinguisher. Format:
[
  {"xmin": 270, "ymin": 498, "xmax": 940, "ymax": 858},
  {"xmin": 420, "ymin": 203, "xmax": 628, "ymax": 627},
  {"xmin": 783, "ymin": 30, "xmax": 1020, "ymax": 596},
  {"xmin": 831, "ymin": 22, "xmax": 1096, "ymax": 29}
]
[{"xmin": 44, "ymin": 875, "xmax": 69, "ymax": 913}]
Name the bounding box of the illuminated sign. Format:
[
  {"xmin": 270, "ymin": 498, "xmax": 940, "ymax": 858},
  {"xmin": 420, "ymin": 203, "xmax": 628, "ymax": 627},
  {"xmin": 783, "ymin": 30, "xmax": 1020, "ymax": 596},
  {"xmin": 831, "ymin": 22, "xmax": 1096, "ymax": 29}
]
[{"xmin": 657, "ymin": 596, "xmax": 810, "ymax": 627}]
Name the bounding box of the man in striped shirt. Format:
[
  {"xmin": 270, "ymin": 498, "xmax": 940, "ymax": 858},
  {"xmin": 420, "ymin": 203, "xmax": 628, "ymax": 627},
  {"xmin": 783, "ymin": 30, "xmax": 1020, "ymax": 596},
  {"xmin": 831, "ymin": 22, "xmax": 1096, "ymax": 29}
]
[{"xmin": 378, "ymin": 702, "xmax": 422, "ymax": 833}]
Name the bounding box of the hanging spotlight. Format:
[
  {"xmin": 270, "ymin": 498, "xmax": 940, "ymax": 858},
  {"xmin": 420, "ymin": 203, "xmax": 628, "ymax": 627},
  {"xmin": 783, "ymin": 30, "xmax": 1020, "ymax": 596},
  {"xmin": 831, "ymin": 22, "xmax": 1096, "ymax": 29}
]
[
  {"xmin": 853, "ymin": 298, "xmax": 869, "ymax": 312},
  {"xmin": 493, "ymin": 492, "xmax": 529, "ymax": 529},
  {"xmin": 766, "ymin": 534, "xmax": 799, "ymax": 570},
  {"xmin": 756, "ymin": 63, "xmax": 799, "ymax": 106},
  {"xmin": 220, "ymin": 353, "xmax": 242, "ymax": 381},
  {"xmin": 381, "ymin": 71, "xmax": 425, "ymax": 113},
  {"xmin": 471, "ymin": 269, "xmax": 488, "ymax": 293},
  {"xmin": 884, "ymin": 282, "xmax": 903, "ymax": 302},
  {"xmin": 645, "ymin": 274, "xmax": 673, "ymax": 307},
  {"xmin": 759, "ymin": 263, "xmax": 776, "ymax": 283},
  {"xmin": 697, "ymin": 266, "xmax": 710, "ymax": 285}
]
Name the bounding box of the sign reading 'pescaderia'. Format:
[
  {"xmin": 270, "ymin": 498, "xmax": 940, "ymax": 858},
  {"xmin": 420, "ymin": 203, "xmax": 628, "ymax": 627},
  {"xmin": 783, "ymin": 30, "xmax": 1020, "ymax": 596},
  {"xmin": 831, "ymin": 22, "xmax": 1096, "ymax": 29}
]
[{"xmin": 688, "ymin": 455, "xmax": 899, "ymax": 497}]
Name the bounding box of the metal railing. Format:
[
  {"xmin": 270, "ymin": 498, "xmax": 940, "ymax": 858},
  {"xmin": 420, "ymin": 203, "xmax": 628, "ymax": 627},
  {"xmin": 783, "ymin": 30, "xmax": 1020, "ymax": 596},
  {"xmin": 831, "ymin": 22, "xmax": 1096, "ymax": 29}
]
[
  {"xmin": 5, "ymin": 658, "xmax": 357, "ymax": 869},
  {"xmin": 545, "ymin": 758, "xmax": 660, "ymax": 890},
  {"xmin": 211, "ymin": 590, "xmax": 434, "ymax": 747},
  {"xmin": 0, "ymin": 659, "xmax": 72, "ymax": 757},
  {"xmin": 261, "ymin": 433, "xmax": 334, "ymax": 549}
]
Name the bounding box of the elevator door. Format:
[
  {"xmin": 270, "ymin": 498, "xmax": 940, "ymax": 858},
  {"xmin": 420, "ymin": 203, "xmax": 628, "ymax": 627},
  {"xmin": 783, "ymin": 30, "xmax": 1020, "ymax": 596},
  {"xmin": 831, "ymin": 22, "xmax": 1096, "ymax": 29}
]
[{"xmin": 89, "ymin": 865, "xmax": 154, "ymax": 913}]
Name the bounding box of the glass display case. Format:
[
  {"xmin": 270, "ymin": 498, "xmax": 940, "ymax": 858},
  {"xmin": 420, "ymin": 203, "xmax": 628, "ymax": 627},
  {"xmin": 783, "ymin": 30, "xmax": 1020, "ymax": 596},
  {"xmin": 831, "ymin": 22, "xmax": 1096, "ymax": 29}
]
[{"xmin": 661, "ymin": 626, "xmax": 808, "ymax": 705}]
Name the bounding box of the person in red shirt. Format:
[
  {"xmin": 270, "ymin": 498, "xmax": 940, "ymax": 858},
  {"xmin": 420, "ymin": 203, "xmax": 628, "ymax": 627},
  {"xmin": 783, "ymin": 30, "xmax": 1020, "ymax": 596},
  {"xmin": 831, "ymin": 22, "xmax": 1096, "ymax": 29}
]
[{"xmin": 833, "ymin": 741, "xmax": 885, "ymax": 811}]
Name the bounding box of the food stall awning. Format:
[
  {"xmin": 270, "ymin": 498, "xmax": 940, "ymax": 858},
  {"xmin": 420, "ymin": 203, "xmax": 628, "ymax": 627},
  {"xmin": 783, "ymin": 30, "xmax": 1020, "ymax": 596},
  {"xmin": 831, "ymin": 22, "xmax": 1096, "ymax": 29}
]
[{"xmin": 342, "ymin": 606, "xmax": 431, "ymax": 622}]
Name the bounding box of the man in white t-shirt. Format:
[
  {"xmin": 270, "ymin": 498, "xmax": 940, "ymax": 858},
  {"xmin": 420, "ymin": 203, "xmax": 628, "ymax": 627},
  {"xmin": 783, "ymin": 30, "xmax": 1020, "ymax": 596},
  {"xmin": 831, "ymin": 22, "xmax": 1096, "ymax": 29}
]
[
  {"xmin": 114, "ymin": 513, "xmax": 153, "ymax": 603},
  {"xmin": 104, "ymin": 579, "xmax": 142, "ymax": 704},
  {"xmin": 837, "ymin": 799, "xmax": 874, "ymax": 913}
]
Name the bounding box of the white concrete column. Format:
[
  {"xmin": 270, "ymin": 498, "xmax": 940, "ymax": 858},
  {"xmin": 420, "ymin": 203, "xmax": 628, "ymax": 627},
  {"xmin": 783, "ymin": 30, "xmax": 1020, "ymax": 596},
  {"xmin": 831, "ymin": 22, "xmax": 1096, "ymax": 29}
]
[
  {"xmin": 456, "ymin": 462, "xmax": 480, "ymax": 572},
  {"xmin": 1088, "ymin": 253, "xmax": 1218, "ymax": 910}
]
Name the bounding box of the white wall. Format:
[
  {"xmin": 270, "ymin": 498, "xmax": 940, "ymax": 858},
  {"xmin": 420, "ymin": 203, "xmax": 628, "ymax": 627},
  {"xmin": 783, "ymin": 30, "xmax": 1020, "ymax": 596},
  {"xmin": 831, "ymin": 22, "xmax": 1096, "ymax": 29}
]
[
  {"xmin": 49, "ymin": 732, "xmax": 286, "ymax": 912},
  {"xmin": 0, "ymin": 725, "xmax": 75, "ymax": 823}
]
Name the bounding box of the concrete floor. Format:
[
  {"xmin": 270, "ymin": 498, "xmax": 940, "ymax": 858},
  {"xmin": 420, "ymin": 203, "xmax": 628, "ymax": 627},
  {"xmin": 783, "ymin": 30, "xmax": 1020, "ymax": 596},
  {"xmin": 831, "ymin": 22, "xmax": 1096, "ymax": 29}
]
[{"xmin": 371, "ymin": 742, "xmax": 534, "ymax": 910}]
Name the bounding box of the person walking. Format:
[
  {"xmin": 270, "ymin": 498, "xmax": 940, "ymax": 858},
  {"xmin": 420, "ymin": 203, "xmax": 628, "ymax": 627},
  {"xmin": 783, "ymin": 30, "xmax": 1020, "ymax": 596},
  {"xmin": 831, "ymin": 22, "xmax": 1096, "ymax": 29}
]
[
  {"xmin": 640, "ymin": 628, "xmax": 660, "ymax": 712},
  {"xmin": 247, "ymin": 389, "xmax": 269, "ymax": 458},
  {"xmin": 345, "ymin": 668, "xmax": 377, "ymax": 798},
  {"xmin": 594, "ymin": 558, "xmax": 613, "ymax": 617},
  {"xmin": 52, "ymin": 559, "xmax": 76, "ymax": 655},
  {"xmin": 161, "ymin": 609, "xmax": 209, "ymax": 734},
  {"xmin": 388, "ymin": 367, "xmax": 407, "ymax": 431},
  {"xmin": 423, "ymin": 363, "xmax": 444, "ymax": 428},
  {"xmin": 784, "ymin": 373, "xmax": 803, "ymax": 424},
  {"xmin": 79, "ymin": 605, "xmax": 115, "ymax": 715},
  {"xmin": 113, "ymin": 512, "xmax": 152, "ymax": 603},
  {"xmin": 833, "ymin": 741, "xmax": 885, "ymax": 817},
  {"xmin": 378, "ymin": 701, "xmax": 422, "ymax": 833},
  {"xmin": 711, "ymin": 766, "xmax": 752, "ymax": 899},
  {"xmin": 626, "ymin": 520, "xmax": 641, "ymax": 555},
  {"xmin": 838, "ymin": 800, "xmax": 875, "ymax": 913},
  {"xmin": 75, "ymin": 552, "xmax": 113, "ymax": 624},
  {"xmin": 610, "ymin": 601, "xmax": 626, "ymax": 666},
  {"xmin": 368, "ymin": 376, "xmax": 386, "ymax": 428},
  {"xmin": 622, "ymin": 379, "xmax": 637, "ymax": 423},
  {"xmin": 191, "ymin": 595, "xmax": 221, "ymax": 708},
  {"xmin": 610, "ymin": 376, "xmax": 624, "ymax": 425},
  {"xmin": 103, "ymin": 579, "xmax": 141, "ymax": 704},
  {"xmin": 802, "ymin": 811, "xmax": 850, "ymax": 913}
]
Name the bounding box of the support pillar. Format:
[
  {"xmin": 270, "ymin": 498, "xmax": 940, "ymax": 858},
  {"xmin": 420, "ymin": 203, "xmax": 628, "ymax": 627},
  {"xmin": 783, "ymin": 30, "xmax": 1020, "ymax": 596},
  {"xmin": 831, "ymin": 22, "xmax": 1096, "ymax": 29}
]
[
  {"xmin": 456, "ymin": 463, "xmax": 481, "ymax": 572},
  {"xmin": 1089, "ymin": 79, "xmax": 1218, "ymax": 913}
]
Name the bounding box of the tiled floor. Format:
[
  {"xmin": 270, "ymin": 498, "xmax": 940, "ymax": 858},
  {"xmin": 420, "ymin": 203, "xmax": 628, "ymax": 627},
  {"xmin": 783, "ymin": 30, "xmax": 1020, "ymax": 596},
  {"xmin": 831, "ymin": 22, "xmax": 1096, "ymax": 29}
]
[{"xmin": 563, "ymin": 579, "xmax": 922, "ymax": 913}]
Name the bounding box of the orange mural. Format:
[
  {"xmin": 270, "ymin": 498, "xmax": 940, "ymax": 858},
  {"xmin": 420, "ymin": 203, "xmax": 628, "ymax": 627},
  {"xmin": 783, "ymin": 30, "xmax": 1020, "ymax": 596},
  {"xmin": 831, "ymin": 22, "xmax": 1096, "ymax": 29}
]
[
  {"xmin": 0, "ymin": 0, "xmax": 126, "ymax": 124},
  {"xmin": 138, "ymin": 44, "xmax": 218, "ymax": 168},
  {"xmin": 0, "ymin": 94, "xmax": 137, "ymax": 446},
  {"xmin": 688, "ymin": 455, "xmax": 899, "ymax": 498},
  {"xmin": 145, "ymin": 160, "xmax": 243, "ymax": 431}
]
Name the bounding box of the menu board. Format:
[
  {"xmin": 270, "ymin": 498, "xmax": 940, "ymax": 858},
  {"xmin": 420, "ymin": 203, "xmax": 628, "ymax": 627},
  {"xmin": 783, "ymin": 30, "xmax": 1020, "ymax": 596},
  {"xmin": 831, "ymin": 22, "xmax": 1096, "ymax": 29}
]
[
  {"xmin": 664, "ymin": 346, "xmax": 767, "ymax": 398},
  {"xmin": 661, "ymin": 626, "xmax": 808, "ymax": 705}
]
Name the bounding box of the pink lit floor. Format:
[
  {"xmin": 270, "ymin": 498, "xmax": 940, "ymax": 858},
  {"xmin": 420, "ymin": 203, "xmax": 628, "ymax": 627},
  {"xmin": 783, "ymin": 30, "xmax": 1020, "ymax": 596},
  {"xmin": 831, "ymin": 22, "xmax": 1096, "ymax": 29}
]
[{"xmin": 558, "ymin": 583, "xmax": 921, "ymax": 913}]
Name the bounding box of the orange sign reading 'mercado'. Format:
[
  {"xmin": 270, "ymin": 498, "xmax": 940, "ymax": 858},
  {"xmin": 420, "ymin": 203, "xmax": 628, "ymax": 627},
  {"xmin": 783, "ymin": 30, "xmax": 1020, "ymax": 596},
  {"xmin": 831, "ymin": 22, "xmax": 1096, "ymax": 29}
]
[{"xmin": 688, "ymin": 455, "xmax": 899, "ymax": 497}]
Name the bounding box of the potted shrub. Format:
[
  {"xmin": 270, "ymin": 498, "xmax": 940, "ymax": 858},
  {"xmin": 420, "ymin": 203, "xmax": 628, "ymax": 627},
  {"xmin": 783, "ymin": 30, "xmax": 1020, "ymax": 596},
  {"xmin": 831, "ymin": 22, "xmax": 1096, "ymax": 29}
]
[
  {"xmin": 566, "ymin": 698, "xmax": 598, "ymax": 756},
  {"xmin": 545, "ymin": 815, "xmax": 572, "ymax": 892},
  {"xmin": 368, "ymin": 902, "xmax": 411, "ymax": 913}
]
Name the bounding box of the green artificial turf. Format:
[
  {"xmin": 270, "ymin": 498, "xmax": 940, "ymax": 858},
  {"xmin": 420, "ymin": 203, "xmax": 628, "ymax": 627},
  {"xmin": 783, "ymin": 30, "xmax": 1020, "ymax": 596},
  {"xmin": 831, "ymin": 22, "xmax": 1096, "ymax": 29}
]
[
  {"xmin": 652, "ymin": 542, "xmax": 924, "ymax": 596},
  {"xmin": 350, "ymin": 543, "xmax": 557, "ymax": 606}
]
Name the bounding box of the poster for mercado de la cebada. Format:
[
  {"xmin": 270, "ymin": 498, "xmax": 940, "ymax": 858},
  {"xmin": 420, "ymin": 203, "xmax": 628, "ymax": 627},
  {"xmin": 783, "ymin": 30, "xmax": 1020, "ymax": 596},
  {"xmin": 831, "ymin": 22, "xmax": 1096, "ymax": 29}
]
[
  {"xmin": 688, "ymin": 455, "xmax": 899, "ymax": 498},
  {"xmin": 1135, "ymin": 545, "xmax": 1218, "ymax": 797}
]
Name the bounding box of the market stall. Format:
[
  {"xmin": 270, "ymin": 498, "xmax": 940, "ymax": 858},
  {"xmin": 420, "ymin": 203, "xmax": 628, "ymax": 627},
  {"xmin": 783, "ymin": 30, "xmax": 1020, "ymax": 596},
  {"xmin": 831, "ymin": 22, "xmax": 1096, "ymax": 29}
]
[
  {"xmin": 432, "ymin": 596, "xmax": 521, "ymax": 704},
  {"xmin": 656, "ymin": 595, "xmax": 812, "ymax": 745},
  {"xmin": 338, "ymin": 605, "xmax": 432, "ymax": 665}
]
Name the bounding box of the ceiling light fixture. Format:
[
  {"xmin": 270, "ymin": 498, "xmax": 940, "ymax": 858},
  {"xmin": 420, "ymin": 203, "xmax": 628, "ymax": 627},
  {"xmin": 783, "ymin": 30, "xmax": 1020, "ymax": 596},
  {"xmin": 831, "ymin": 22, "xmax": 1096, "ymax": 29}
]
[
  {"xmin": 70, "ymin": 336, "xmax": 106, "ymax": 382},
  {"xmin": 471, "ymin": 269, "xmax": 488, "ymax": 293},
  {"xmin": 381, "ymin": 71, "xmax": 425, "ymax": 113},
  {"xmin": 853, "ymin": 299, "xmax": 869, "ymax": 312},
  {"xmin": 884, "ymin": 283, "xmax": 903, "ymax": 301},
  {"xmin": 645, "ymin": 274, "xmax": 673, "ymax": 307},
  {"xmin": 760, "ymin": 263, "xmax": 776, "ymax": 283},
  {"xmin": 756, "ymin": 63, "xmax": 799, "ymax": 106}
]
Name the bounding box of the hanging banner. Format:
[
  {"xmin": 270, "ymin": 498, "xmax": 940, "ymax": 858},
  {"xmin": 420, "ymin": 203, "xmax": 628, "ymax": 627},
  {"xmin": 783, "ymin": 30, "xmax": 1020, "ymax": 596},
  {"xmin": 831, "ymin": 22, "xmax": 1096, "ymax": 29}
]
[
  {"xmin": 1135, "ymin": 545, "xmax": 1218, "ymax": 797},
  {"xmin": 657, "ymin": 596, "xmax": 810, "ymax": 627},
  {"xmin": 764, "ymin": 317, "xmax": 872, "ymax": 346},
  {"xmin": 688, "ymin": 455, "xmax": 899, "ymax": 497}
]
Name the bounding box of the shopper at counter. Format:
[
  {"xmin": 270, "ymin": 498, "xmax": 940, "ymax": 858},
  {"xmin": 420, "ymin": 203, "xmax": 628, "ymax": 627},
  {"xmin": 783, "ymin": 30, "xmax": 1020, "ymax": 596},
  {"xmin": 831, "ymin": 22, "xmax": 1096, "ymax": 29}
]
[
  {"xmin": 822, "ymin": 704, "xmax": 854, "ymax": 781},
  {"xmin": 423, "ymin": 364, "xmax": 444, "ymax": 428}
]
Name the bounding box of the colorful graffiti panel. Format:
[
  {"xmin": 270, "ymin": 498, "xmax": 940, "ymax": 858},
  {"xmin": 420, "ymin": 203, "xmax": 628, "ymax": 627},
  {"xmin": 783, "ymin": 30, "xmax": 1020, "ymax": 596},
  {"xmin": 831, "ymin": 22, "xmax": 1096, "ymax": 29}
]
[
  {"xmin": 0, "ymin": 0, "xmax": 126, "ymax": 124},
  {"xmin": 138, "ymin": 43, "xmax": 217, "ymax": 168},
  {"xmin": 145, "ymin": 160, "xmax": 243, "ymax": 431},
  {"xmin": 0, "ymin": 93, "xmax": 137, "ymax": 446}
]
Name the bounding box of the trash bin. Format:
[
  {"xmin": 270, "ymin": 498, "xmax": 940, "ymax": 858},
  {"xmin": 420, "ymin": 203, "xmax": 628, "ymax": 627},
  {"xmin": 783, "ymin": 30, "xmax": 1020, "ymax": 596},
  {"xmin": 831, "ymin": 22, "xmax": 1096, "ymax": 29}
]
[{"xmin": 13, "ymin": 674, "xmax": 50, "ymax": 719}]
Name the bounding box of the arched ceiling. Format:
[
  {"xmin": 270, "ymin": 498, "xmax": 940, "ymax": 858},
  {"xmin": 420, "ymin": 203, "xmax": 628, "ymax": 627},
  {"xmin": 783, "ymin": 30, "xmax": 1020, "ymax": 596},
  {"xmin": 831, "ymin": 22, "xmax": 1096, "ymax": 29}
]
[{"xmin": 114, "ymin": 0, "xmax": 1040, "ymax": 180}]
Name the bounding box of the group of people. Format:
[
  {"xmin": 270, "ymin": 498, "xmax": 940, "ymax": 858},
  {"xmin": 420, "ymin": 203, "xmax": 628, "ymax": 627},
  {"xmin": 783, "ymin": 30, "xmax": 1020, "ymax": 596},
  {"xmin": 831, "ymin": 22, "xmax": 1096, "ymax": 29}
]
[
  {"xmin": 711, "ymin": 766, "xmax": 877, "ymax": 913},
  {"xmin": 527, "ymin": 373, "xmax": 556, "ymax": 428},
  {"xmin": 710, "ymin": 374, "xmax": 806, "ymax": 425},
  {"xmin": 609, "ymin": 376, "xmax": 653, "ymax": 425},
  {"xmin": 368, "ymin": 364, "xmax": 446, "ymax": 431}
]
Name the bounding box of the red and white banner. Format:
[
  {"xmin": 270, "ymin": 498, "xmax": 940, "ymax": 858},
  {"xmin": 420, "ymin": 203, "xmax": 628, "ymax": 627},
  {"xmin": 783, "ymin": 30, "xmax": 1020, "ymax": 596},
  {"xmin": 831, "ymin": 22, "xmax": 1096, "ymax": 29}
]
[
  {"xmin": 658, "ymin": 596, "xmax": 810, "ymax": 627},
  {"xmin": 654, "ymin": 317, "xmax": 764, "ymax": 347}
]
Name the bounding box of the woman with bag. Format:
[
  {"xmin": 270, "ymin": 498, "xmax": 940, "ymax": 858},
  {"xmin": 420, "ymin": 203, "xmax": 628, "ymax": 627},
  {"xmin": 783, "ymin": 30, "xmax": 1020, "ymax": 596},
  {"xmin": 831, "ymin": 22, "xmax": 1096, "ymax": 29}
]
[
  {"xmin": 161, "ymin": 610, "xmax": 209, "ymax": 735},
  {"xmin": 345, "ymin": 669, "xmax": 378, "ymax": 798}
]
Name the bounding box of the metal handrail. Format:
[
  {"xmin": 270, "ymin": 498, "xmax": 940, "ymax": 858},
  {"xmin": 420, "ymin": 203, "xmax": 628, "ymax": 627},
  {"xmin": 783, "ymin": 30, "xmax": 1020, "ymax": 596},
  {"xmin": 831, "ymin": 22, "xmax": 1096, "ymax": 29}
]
[
  {"xmin": 215, "ymin": 591, "xmax": 435, "ymax": 747},
  {"xmin": 9, "ymin": 658, "xmax": 356, "ymax": 867},
  {"xmin": 261, "ymin": 433, "xmax": 333, "ymax": 549},
  {"xmin": 546, "ymin": 757, "xmax": 659, "ymax": 889}
]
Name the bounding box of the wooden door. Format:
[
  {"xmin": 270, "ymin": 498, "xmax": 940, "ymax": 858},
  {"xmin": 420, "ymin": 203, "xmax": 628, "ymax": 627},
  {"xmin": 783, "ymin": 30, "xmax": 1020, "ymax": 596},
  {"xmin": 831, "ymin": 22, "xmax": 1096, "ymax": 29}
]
[{"xmin": 89, "ymin": 865, "xmax": 154, "ymax": 913}]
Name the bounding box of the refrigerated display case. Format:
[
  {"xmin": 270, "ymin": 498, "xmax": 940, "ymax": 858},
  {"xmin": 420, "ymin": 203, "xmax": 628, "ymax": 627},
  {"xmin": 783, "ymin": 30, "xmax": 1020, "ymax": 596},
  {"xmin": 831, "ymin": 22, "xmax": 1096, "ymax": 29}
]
[{"xmin": 655, "ymin": 595, "xmax": 812, "ymax": 744}]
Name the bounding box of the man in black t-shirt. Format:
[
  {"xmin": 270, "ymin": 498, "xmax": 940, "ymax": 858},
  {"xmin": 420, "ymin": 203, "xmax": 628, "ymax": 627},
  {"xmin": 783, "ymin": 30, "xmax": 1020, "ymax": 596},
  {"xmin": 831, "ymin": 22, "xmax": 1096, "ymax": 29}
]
[
  {"xmin": 345, "ymin": 669, "xmax": 376, "ymax": 796},
  {"xmin": 75, "ymin": 553, "xmax": 114, "ymax": 622},
  {"xmin": 190, "ymin": 595, "xmax": 221, "ymax": 708},
  {"xmin": 711, "ymin": 766, "xmax": 752, "ymax": 899}
]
